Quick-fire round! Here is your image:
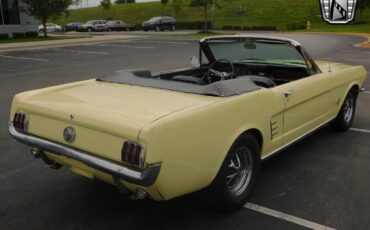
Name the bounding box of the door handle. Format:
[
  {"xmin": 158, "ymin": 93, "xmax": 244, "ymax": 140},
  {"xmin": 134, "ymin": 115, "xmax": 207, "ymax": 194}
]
[{"xmin": 284, "ymin": 90, "xmax": 295, "ymax": 97}]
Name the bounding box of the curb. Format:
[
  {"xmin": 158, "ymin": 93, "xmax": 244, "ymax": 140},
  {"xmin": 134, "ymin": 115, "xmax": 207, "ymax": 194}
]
[
  {"xmin": 0, "ymin": 35, "xmax": 144, "ymax": 52},
  {"xmin": 275, "ymin": 31, "xmax": 370, "ymax": 48}
]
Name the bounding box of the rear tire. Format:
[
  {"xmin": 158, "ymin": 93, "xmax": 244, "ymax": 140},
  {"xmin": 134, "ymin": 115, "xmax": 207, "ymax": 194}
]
[
  {"xmin": 87, "ymin": 27, "xmax": 93, "ymax": 33},
  {"xmin": 155, "ymin": 26, "xmax": 160, "ymax": 32},
  {"xmin": 171, "ymin": 25, "xmax": 176, "ymax": 31},
  {"xmin": 332, "ymin": 88, "xmax": 357, "ymax": 131},
  {"xmin": 202, "ymin": 133, "xmax": 261, "ymax": 212}
]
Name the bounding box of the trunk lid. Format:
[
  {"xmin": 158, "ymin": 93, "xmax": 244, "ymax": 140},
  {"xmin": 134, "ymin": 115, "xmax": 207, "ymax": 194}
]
[
  {"xmin": 12, "ymin": 80, "xmax": 217, "ymax": 162},
  {"xmin": 14, "ymin": 80, "xmax": 216, "ymax": 140}
]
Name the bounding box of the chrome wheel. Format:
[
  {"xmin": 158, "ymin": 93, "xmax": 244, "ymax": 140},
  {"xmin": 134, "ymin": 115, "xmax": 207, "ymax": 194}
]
[
  {"xmin": 343, "ymin": 93, "xmax": 354, "ymax": 123},
  {"xmin": 226, "ymin": 147, "xmax": 253, "ymax": 197}
]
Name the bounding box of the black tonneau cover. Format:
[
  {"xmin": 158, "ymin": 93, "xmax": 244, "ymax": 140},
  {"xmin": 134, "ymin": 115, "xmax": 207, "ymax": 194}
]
[{"xmin": 96, "ymin": 69, "xmax": 261, "ymax": 97}]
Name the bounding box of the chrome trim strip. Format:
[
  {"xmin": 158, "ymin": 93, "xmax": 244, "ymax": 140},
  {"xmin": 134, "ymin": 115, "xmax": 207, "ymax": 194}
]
[
  {"xmin": 8, "ymin": 123, "xmax": 160, "ymax": 186},
  {"xmin": 262, "ymin": 116, "xmax": 336, "ymax": 160}
]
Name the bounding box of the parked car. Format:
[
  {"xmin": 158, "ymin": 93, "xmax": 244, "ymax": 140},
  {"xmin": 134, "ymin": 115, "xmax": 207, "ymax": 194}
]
[
  {"xmin": 78, "ymin": 20, "xmax": 107, "ymax": 32},
  {"xmin": 9, "ymin": 35, "xmax": 366, "ymax": 210},
  {"xmin": 106, "ymin": 20, "xmax": 136, "ymax": 32},
  {"xmin": 38, "ymin": 23, "xmax": 62, "ymax": 33},
  {"xmin": 64, "ymin": 22, "xmax": 82, "ymax": 32},
  {"xmin": 142, "ymin": 16, "xmax": 176, "ymax": 31}
]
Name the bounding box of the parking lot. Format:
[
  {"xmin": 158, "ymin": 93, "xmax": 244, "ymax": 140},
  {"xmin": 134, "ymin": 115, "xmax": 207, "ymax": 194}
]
[{"xmin": 0, "ymin": 33, "xmax": 369, "ymax": 230}]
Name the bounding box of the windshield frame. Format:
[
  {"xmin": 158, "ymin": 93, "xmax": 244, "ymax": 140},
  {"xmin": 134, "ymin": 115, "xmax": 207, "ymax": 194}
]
[{"xmin": 200, "ymin": 36, "xmax": 321, "ymax": 75}]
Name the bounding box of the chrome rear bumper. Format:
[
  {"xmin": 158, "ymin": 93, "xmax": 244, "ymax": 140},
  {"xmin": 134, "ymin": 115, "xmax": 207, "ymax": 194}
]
[{"xmin": 8, "ymin": 123, "xmax": 160, "ymax": 186}]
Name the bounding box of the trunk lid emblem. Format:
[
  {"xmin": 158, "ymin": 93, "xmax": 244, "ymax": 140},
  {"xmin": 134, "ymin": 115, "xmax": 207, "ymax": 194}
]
[{"xmin": 63, "ymin": 127, "xmax": 76, "ymax": 142}]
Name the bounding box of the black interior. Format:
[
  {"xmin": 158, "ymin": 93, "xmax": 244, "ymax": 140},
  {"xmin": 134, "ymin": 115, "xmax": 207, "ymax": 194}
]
[
  {"xmin": 97, "ymin": 62, "xmax": 310, "ymax": 97},
  {"xmin": 153, "ymin": 62, "xmax": 310, "ymax": 88}
]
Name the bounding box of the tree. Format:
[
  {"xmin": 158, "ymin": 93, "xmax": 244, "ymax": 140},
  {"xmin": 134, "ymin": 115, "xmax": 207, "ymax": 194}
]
[
  {"xmin": 100, "ymin": 0, "xmax": 112, "ymax": 10},
  {"xmin": 358, "ymin": 0, "xmax": 370, "ymax": 17},
  {"xmin": 161, "ymin": 0, "xmax": 169, "ymax": 15},
  {"xmin": 171, "ymin": 0, "xmax": 184, "ymax": 17},
  {"xmin": 190, "ymin": 0, "xmax": 219, "ymax": 31},
  {"xmin": 21, "ymin": 0, "xmax": 79, "ymax": 37},
  {"xmin": 115, "ymin": 0, "xmax": 136, "ymax": 4}
]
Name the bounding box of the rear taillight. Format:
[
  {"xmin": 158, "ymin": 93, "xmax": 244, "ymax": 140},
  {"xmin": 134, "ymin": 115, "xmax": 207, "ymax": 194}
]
[
  {"xmin": 13, "ymin": 112, "xmax": 29, "ymax": 132},
  {"xmin": 121, "ymin": 142, "xmax": 145, "ymax": 168}
]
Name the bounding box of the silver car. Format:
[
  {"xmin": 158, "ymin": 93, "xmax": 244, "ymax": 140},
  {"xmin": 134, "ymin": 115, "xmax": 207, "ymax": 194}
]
[{"xmin": 78, "ymin": 20, "xmax": 107, "ymax": 32}]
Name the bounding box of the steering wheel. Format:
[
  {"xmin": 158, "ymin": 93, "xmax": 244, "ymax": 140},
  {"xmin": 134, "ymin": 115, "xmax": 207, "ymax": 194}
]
[{"xmin": 207, "ymin": 59, "xmax": 235, "ymax": 83}]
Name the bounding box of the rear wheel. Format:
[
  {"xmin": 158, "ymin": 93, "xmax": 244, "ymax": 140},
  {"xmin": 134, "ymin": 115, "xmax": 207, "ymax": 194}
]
[
  {"xmin": 203, "ymin": 133, "xmax": 260, "ymax": 211},
  {"xmin": 171, "ymin": 25, "xmax": 176, "ymax": 31},
  {"xmin": 332, "ymin": 88, "xmax": 357, "ymax": 131},
  {"xmin": 87, "ymin": 27, "xmax": 93, "ymax": 33},
  {"xmin": 155, "ymin": 26, "xmax": 160, "ymax": 32}
]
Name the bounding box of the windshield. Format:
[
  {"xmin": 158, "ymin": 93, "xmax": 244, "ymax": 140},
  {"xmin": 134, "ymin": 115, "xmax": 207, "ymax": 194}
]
[
  {"xmin": 149, "ymin": 17, "xmax": 161, "ymax": 22},
  {"xmin": 206, "ymin": 38, "xmax": 307, "ymax": 66},
  {"xmin": 86, "ymin": 21, "xmax": 95, "ymax": 24}
]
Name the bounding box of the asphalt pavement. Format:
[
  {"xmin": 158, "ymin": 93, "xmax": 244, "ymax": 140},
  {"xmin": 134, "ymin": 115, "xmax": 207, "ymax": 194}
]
[{"xmin": 0, "ymin": 33, "xmax": 369, "ymax": 230}]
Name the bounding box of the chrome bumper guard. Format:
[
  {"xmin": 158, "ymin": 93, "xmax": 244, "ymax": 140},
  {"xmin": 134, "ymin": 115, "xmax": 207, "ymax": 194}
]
[{"xmin": 8, "ymin": 123, "xmax": 160, "ymax": 186}]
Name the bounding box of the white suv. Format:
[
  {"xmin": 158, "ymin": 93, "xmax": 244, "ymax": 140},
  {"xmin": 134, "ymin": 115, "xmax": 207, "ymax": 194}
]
[{"xmin": 78, "ymin": 20, "xmax": 107, "ymax": 32}]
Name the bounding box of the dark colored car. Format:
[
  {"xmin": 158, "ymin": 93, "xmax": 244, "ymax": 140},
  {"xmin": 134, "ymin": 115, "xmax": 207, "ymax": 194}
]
[
  {"xmin": 64, "ymin": 22, "xmax": 82, "ymax": 32},
  {"xmin": 142, "ymin": 16, "xmax": 176, "ymax": 32},
  {"xmin": 106, "ymin": 20, "xmax": 136, "ymax": 32}
]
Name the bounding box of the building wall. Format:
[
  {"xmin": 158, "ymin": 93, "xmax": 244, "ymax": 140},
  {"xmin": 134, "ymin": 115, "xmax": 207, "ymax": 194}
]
[{"xmin": 0, "ymin": 0, "xmax": 38, "ymax": 37}]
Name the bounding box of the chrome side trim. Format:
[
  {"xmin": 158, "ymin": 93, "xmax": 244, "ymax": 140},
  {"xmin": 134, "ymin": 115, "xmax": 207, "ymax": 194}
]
[
  {"xmin": 8, "ymin": 123, "xmax": 160, "ymax": 186},
  {"xmin": 262, "ymin": 116, "xmax": 336, "ymax": 160}
]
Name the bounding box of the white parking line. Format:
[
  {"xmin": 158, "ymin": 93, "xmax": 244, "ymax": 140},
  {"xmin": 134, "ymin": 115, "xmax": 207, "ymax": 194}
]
[
  {"xmin": 244, "ymin": 202, "xmax": 336, "ymax": 230},
  {"xmin": 50, "ymin": 48, "xmax": 110, "ymax": 55},
  {"xmin": 98, "ymin": 44, "xmax": 154, "ymax": 49},
  {"xmin": 0, "ymin": 54, "xmax": 49, "ymax": 62},
  {"xmin": 350, "ymin": 128, "xmax": 370, "ymax": 134}
]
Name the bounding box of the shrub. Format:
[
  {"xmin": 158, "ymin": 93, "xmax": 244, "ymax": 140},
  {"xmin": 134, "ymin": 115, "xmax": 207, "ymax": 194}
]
[
  {"xmin": 0, "ymin": 33, "xmax": 9, "ymax": 40},
  {"xmin": 233, "ymin": 26, "xmax": 242, "ymax": 30},
  {"xmin": 351, "ymin": 20, "xmax": 367, "ymax": 25},
  {"xmin": 222, "ymin": 25, "xmax": 233, "ymax": 30},
  {"xmin": 25, "ymin": 31, "xmax": 39, "ymax": 38},
  {"xmin": 176, "ymin": 21, "xmax": 212, "ymax": 30},
  {"xmin": 286, "ymin": 22, "xmax": 306, "ymax": 31},
  {"xmin": 12, "ymin": 32, "xmax": 25, "ymax": 39},
  {"xmin": 243, "ymin": 26, "xmax": 277, "ymax": 31}
]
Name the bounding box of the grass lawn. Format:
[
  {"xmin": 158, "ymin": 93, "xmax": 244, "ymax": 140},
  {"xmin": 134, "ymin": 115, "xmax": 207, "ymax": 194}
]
[
  {"xmin": 53, "ymin": 0, "xmax": 370, "ymax": 33},
  {"xmin": 0, "ymin": 36, "xmax": 90, "ymax": 44}
]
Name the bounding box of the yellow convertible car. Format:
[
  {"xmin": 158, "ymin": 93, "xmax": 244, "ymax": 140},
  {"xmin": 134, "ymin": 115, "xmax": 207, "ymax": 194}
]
[{"xmin": 9, "ymin": 36, "xmax": 367, "ymax": 210}]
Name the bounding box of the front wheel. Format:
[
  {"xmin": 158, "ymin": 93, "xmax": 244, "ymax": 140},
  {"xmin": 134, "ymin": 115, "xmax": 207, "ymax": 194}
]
[
  {"xmin": 202, "ymin": 133, "xmax": 260, "ymax": 211},
  {"xmin": 332, "ymin": 89, "xmax": 357, "ymax": 131}
]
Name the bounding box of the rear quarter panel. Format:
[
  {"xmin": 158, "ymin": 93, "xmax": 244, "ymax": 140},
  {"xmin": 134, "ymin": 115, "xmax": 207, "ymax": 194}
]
[{"xmin": 139, "ymin": 89, "xmax": 286, "ymax": 200}]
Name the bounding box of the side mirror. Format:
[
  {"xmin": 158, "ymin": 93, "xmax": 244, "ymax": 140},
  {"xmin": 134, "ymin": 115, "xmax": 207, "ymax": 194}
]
[{"xmin": 190, "ymin": 56, "xmax": 200, "ymax": 67}]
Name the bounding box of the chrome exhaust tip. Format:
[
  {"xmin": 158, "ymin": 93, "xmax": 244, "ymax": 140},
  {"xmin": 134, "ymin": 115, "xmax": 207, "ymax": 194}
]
[
  {"xmin": 129, "ymin": 188, "xmax": 149, "ymax": 200},
  {"xmin": 30, "ymin": 148, "xmax": 42, "ymax": 158},
  {"xmin": 31, "ymin": 148, "xmax": 63, "ymax": 169}
]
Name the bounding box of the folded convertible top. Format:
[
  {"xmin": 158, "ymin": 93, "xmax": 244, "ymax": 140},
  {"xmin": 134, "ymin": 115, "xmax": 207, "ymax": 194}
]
[{"xmin": 96, "ymin": 69, "xmax": 261, "ymax": 97}]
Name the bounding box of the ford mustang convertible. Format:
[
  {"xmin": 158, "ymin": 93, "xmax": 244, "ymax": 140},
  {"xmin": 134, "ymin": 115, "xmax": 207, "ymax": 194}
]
[{"xmin": 9, "ymin": 36, "xmax": 367, "ymax": 210}]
